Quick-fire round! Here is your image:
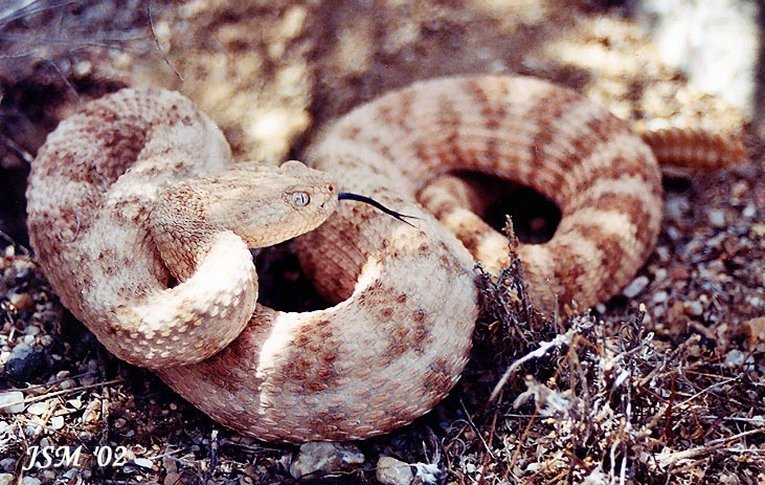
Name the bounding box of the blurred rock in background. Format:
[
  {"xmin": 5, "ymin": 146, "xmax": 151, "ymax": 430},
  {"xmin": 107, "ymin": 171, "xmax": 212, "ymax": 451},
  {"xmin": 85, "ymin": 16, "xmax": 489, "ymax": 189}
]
[{"xmin": 632, "ymin": 0, "xmax": 761, "ymax": 131}]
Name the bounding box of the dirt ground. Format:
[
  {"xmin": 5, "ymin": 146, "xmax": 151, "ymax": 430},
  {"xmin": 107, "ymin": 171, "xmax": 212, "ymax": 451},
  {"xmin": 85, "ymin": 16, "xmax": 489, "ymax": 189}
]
[{"xmin": 0, "ymin": 1, "xmax": 763, "ymax": 484}]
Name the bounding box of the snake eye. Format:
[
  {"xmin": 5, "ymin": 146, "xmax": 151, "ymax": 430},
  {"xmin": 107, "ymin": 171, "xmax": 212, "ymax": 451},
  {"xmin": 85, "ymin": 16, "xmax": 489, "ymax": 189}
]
[{"xmin": 291, "ymin": 191, "xmax": 311, "ymax": 207}]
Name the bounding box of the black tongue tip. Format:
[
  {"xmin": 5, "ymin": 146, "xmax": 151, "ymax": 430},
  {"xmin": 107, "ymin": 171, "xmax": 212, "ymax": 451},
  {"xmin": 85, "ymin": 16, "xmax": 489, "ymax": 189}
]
[{"xmin": 338, "ymin": 192, "xmax": 419, "ymax": 227}]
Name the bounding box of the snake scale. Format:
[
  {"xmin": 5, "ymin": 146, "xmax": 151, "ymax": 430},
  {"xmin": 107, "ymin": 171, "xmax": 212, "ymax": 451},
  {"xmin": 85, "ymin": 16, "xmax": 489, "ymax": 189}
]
[{"xmin": 25, "ymin": 75, "xmax": 745, "ymax": 442}]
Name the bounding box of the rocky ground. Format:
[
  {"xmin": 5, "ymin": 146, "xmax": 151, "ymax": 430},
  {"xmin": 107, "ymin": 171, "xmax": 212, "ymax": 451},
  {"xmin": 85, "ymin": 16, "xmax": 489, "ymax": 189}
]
[{"xmin": 0, "ymin": 1, "xmax": 763, "ymax": 484}]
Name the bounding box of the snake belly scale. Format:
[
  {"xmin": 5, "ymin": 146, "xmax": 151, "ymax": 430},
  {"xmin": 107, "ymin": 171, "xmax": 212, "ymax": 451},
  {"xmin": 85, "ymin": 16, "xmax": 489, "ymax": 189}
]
[{"xmin": 27, "ymin": 75, "xmax": 671, "ymax": 442}]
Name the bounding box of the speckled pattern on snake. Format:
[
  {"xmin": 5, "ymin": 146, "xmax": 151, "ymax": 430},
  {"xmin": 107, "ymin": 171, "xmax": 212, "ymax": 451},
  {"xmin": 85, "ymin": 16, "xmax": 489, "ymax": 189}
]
[{"xmin": 25, "ymin": 75, "xmax": 746, "ymax": 442}]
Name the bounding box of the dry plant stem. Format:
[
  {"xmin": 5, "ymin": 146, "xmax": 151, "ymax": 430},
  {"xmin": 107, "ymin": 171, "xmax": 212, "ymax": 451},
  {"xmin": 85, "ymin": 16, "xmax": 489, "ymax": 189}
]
[
  {"xmin": 25, "ymin": 75, "xmax": 744, "ymax": 442},
  {"xmin": 655, "ymin": 429, "xmax": 765, "ymax": 468}
]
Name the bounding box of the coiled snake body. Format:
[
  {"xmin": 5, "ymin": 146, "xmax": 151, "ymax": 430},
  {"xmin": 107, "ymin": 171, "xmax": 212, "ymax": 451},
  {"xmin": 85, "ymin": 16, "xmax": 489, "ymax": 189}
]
[{"xmin": 26, "ymin": 75, "xmax": 743, "ymax": 442}]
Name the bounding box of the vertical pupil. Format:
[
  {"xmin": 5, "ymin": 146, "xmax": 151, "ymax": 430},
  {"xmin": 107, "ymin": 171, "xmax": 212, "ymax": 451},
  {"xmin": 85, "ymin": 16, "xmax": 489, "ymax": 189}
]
[{"xmin": 293, "ymin": 192, "xmax": 309, "ymax": 206}]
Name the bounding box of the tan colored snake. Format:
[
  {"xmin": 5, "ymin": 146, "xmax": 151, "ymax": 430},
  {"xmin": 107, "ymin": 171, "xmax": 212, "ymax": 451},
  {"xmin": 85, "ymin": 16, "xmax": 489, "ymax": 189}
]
[{"xmin": 26, "ymin": 75, "xmax": 745, "ymax": 442}]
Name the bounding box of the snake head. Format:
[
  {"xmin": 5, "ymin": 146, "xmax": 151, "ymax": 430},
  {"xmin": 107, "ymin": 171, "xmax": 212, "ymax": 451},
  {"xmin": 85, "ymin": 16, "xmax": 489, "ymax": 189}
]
[
  {"xmin": 151, "ymin": 160, "xmax": 340, "ymax": 252},
  {"xmin": 226, "ymin": 160, "xmax": 339, "ymax": 247}
]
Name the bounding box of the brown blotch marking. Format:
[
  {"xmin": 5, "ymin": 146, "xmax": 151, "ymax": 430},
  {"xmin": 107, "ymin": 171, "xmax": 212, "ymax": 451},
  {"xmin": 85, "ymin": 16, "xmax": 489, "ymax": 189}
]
[
  {"xmin": 559, "ymin": 114, "xmax": 633, "ymax": 179},
  {"xmin": 413, "ymin": 310, "xmax": 426, "ymax": 323},
  {"xmin": 584, "ymin": 191, "xmax": 657, "ymax": 255},
  {"xmin": 422, "ymin": 357, "xmax": 456, "ymax": 398},
  {"xmin": 550, "ymin": 242, "xmax": 588, "ymax": 308},
  {"xmin": 411, "ymin": 309, "xmax": 431, "ymax": 354},
  {"xmin": 395, "ymin": 89, "xmax": 415, "ymax": 132},
  {"xmin": 283, "ymin": 320, "xmax": 340, "ymax": 390},
  {"xmin": 447, "ymin": 216, "xmax": 495, "ymax": 258},
  {"xmin": 432, "ymin": 92, "xmax": 463, "ymax": 168},
  {"xmin": 82, "ymin": 101, "xmax": 120, "ymax": 123},
  {"xmin": 384, "ymin": 307, "xmax": 432, "ymax": 357},
  {"xmin": 365, "ymin": 280, "xmax": 384, "ymax": 295},
  {"xmin": 572, "ymin": 154, "xmax": 662, "ymax": 210},
  {"xmin": 376, "ymin": 103, "xmax": 395, "ymax": 126},
  {"xmin": 418, "ymin": 242, "xmax": 431, "ymax": 254},
  {"xmin": 306, "ymin": 410, "xmax": 345, "ymax": 436},
  {"xmin": 341, "ymin": 125, "xmax": 361, "ymax": 141},
  {"xmin": 427, "ymin": 198, "xmax": 458, "ymax": 223},
  {"xmin": 380, "ymin": 307, "xmax": 394, "ymax": 319},
  {"xmin": 385, "ymin": 325, "xmax": 411, "ymax": 359},
  {"xmin": 572, "ymin": 223, "xmax": 634, "ymax": 298},
  {"xmin": 527, "ymin": 87, "xmax": 582, "ymax": 170},
  {"xmin": 464, "ymin": 78, "xmax": 510, "ymax": 169}
]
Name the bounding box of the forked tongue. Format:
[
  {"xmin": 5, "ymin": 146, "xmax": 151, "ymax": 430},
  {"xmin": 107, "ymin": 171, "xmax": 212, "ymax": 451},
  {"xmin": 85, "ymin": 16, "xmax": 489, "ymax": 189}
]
[{"xmin": 338, "ymin": 192, "xmax": 419, "ymax": 227}]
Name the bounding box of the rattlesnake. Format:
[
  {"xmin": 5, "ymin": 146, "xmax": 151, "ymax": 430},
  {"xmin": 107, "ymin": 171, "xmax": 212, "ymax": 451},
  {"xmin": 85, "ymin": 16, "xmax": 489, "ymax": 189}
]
[{"xmin": 25, "ymin": 75, "xmax": 745, "ymax": 442}]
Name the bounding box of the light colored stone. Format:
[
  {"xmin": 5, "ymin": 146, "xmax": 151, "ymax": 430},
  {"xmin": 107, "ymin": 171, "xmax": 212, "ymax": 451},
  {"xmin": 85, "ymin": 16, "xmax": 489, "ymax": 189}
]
[
  {"xmin": 289, "ymin": 441, "xmax": 365, "ymax": 478},
  {"xmin": 708, "ymin": 209, "xmax": 726, "ymax": 228},
  {"xmin": 622, "ymin": 276, "xmax": 649, "ymax": 298},
  {"xmin": 725, "ymin": 349, "xmax": 746, "ymax": 367},
  {"xmin": 134, "ymin": 457, "xmax": 154, "ymax": 469},
  {"xmin": 683, "ymin": 300, "xmax": 703, "ymax": 317},
  {"xmin": 9, "ymin": 292, "xmax": 34, "ymax": 312},
  {"xmin": 26, "ymin": 401, "xmax": 48, "ymax": 416},
  {"xmin": 0, "ymin": 391, "xmax": 25, "ymax": 414},
  {"xmin": 376, "ymin": 456, "xmax": 413, "ymax": 485},
  {"xmin": 51, "ymin": 415, "xmax": 65, "ymax": 430}
]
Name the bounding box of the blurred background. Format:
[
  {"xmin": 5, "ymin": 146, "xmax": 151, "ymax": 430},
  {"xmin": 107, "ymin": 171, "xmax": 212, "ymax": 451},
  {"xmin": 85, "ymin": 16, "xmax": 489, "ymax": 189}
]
[{"xmin": 0, "ymin": 0, "xmax": 761, "ymax": 247}]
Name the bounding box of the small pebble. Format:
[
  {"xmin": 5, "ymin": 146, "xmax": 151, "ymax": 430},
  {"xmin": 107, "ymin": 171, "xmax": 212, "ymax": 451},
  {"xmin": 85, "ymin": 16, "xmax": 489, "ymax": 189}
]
[
  {"xmin": 59, "ymin": 379, "xmax": 76, "ymax": 390},
  {"xmin": 652, "ymin": 291, "xmax": 668, "ymax": 304},
  {"xmin": 0, "ymin": 458, "xmax": 15, "ymax": 472},
  {"xmin": 21, "ymin": 477, "xmax": 41, "ymax": 485},
  {"xmin": 5, "ymin": 343, "xmax": 46, "ymax": 381},
  {"xmin": 9, "ymin": 292, "xmax": 34, "ymax": 312},
  {"xmin": 0, "ymin": 474, "xmax": 13, "ymax": 485},
  {"xmin": 27, "ymin": 401, "xmax": 48, "ymax": 416},
  {"xmin": 25, "ymin": 423, "xmax": 42, "ymax": 437},
  {"xmin": 683, "ymin": 300, "xmax": 703, "ymax": 317},
  {"xmin": 133, "ymin": 457, "xmax": 154, "ymax": 469},
  {"xmin": 376, "ymin": 456, "xmax": 413, "ymax": 485},
  {"xmin": 50, "ymin": 415, "xmax": 65, "ymax": 430},
  {"xmin": 0, "ymin": 391, "xmax": 25, "ymax": 414},
  {"xmin": 653, "ymin": 268, "xmax": 668, "ymax": 282},
  {"xmin": 742, "ymin": 205, "xmax": 755, "ymax": 218},
  {"xmin": 622, "ymin": 276, "xmax": 649, "ymax": 298},
  {"xmin": 289, "ymin": 441, "xmax": 365, "ymax": 478},
  {"xmin": 62, "ymin": 469, "xmax": 79, "ymax": 480},
  {"xmin": 725, "ymin": 350, "xmax": 746, "ymax": 367},
  {"xmin": 708, "ymin": 209, "xmax": 726, "ymax": 228},
  {"xmin": 666, "ymin": 226, "xmax": 681, "ymax": 241}
]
